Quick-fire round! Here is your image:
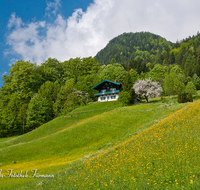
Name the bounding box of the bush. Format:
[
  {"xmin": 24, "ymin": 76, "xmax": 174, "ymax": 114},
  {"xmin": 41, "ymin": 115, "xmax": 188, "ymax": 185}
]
[
  {"xmin": 189, "ymin": 93, "xmax": 193, "ymax": 102},
  {"xmin": 177, "ymin": 92, "xmax": 182, "ymax": 103},
  {"xmin": 177, "ymin": 92, "xmax": 193, "ymax": 103},
  {"xmin": 185, "ymin": 81, "xmax": 197, "ymax": 95},
  {"xmin": 118, "ymin": 91, "xmax": 131, "ymax": 106}
]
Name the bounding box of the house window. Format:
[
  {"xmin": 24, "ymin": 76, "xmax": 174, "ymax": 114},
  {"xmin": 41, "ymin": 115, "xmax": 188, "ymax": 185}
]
[
  {"xmin": 101, "ymin": 97, "xmax": 106, "ymax": 101},
  {"xmin": 111, "ymin": 95, "xmax": 116, "ymax": 99}
]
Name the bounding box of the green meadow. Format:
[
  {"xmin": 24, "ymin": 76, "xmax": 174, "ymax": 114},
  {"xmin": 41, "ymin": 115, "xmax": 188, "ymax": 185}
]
[{"xmin": 0, "ymin": 98, "xmax": 199, "ymax": 189}]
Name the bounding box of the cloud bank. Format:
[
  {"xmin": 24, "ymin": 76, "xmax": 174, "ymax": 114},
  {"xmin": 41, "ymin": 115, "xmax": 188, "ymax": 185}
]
[{"xmin": 6, "ymin": 0, "xmax": 200, "ymax": 64}]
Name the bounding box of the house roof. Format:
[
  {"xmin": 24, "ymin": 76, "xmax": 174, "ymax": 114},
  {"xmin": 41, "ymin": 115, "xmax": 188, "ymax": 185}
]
[{"xmin": 91, "ymin": 79, "xmax": 122, "ymax": 90}]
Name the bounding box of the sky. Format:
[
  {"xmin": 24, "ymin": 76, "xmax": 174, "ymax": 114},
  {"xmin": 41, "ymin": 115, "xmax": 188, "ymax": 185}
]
[{"xmin": 1, "ymin": 0, "xmax": 200, "ymax": 86}]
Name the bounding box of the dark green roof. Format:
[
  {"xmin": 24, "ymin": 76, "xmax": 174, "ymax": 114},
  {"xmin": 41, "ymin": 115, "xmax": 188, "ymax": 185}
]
[{"xmin": 91, "ymin": 79, "xmax": 121, "ymax": 90}]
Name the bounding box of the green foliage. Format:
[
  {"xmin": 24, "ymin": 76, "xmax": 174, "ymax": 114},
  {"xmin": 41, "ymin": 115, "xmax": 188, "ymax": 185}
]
[
  {"xmin": 192, "ymin": 73, "xmax": 200, "ymax": 90},
  {"xmin": 95, "ymin": 32, "xmax": 173, "ymax": 66},
  {"xmin": 38, "ymin": 81, "xmax": 60, "ymax": 103},
  {"xmin": 129, "ymin": 69, "xmax": 139, "ymax": 84},
  {"xmin": 38, "ymin": 81, "xmax": 60, "ymax": 120},
  {"xmin": 164, "ymin": 65, "xmax": 185, "ymax": 96},
  {"xmin": 122, "ymin": 72, "xmax": 137, "ymax": 104},
  {"xmin": 185, "ymin": 81, "xmax": 197, "ymax": 95},
  {"xmin": 53, "ymin": 79, "xmax": 89, "ymax": 116},
  {"xmin": 149, "ymin": 64, "xmax": 168, "ymax": 85},
  {"xmin": 0, "ymin": 56, "xmax": 100, "ymax": 137},
  {"xmin": 182, "ymin": 92, "xmax": 188, "ymax": 103},
  {"xmin": 122, "ymin": 72, "xmax": 132, "ymax": 92},
  {"xmin": 0, "ymin": 60, "xmax": 44, "ymax": 136},
  {"xmin": 1, "ymin": 60, "xmax": 41, "ymax": 100},
  {"xmin": 109, "ymin": 58, "xmax": 117, "ymax": 65},
  {"xmin": 63, "ymin": 57, "xmax": 100, "ymax": 82},
  {"xmin": 1, "ymin": 93, "xmax": 22, "ymax": 136},
  {"xmin": 20, "ymin": 103, "xmax": 28, "ymax": 134},
  {"xmin": 53, "ymin": 79, "xmax": 75, "ymax": 116},
  {"xmin": 177, "ymin": 92, "xmax": 182, "ymax": 103},
  {"xmin": 98, "ymin": 63, "xmax": 126, "ymax": 83},
  {"xmin": 178, "ymin": 92, "xmax": 189, "ymax": 103},
  {"xmin": 118, "ymin": 91, "xmax": 131, "ymax": 106},
  {"xmin": 38, "ymin": 58, "xmax": 66, "ymax": 84},
  {"xmin": 26, "ymin": 94, "xmax": 51, "ymax": 131},
  {"xmin": 184, "ymin": 54, "xmax": 196, "ymax": 77},
  {"xmin": 197, "ymin": 53, "xmax": 200, "ymax": 76},
  {"xmin": 126, "ymin": 59, "xmax": 149, "ymax": 74},
  {"xmin": 189, "ymin": 93, "xmax": 193, "ymax": 102},
  {"xmin": 76, "ymin": 74, "xmax": 96, "ymax": 99}
]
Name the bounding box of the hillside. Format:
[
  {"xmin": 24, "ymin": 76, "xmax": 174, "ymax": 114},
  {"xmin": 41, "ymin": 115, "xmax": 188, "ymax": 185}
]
[
  {"xmin": 95, "ymin": 32, "xmax": 173, "ymax": 66},
  {"xmin": 0, "ymin": 99, "xmax": 199, "ymax": 189},
  {"xmin": 63, "ymin": 99, "xmax": 200, "ymax": 189}
]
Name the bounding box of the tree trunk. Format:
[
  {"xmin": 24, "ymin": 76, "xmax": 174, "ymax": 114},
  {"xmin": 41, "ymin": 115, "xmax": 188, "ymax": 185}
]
[{"xmin": 145, "ymin": 96, "xmax": 148, "ymax": 103}]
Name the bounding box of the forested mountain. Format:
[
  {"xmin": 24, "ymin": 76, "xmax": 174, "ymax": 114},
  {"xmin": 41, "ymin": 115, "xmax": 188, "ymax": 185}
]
[
  {"xmin": 95, "ymin": 32, "xmax": 173, "ymax": 67},
  {"xmin": 95, "ymin": 31, "xmax": 200, "ymax": 76}
]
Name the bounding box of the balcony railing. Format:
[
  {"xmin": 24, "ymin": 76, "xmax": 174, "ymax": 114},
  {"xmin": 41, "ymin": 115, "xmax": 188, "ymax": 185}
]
[{"xmin": 95, "ymin": 90, "xmax": 120, "ymax": 96}]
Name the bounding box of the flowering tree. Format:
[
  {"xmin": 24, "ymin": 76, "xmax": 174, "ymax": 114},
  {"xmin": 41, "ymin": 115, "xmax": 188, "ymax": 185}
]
[{"xmin": 133, "ymin": 79, "xmax": 163, "ymax": 103}]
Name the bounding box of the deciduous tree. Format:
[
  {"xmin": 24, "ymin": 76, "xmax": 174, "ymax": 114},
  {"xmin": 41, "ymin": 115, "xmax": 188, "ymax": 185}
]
[
  {"xmin": 192, "ymin": 73, "xmax": 200, "ymax": 90},
  {"xmin": 118, "ymin": 91, "xmax": 131, "ymax": 106},
  {"xmin": 185, "ymin": 81, "xmax": 197, "ymax": 95},
  {"xmin": 26, "ymin": 94, "xmax": 50, "ymax": 131},
  {"xmin": 133, "ymin": 79, "xmax": 163, "ymax": 103}
]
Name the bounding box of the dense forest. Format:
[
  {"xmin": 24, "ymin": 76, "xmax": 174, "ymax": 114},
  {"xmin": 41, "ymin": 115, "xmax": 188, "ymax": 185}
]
[
  {"xmin": 95, "ymin": 32, "xmax": 200, "ymax": 76},
  {"xmin": 0, "ymin": 31, "xmax": 200, "ymax": 137},
  {"xmin": 95, "ymin": 32, "xmax": 173, "ymax": 66}
]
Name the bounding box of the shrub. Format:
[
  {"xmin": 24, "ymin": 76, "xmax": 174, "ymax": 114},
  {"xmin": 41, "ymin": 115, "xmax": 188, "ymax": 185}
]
[
  {"xmin": 118, "ymin": 91, "xmax": 131, "ymax": 106},
  {"xmin": 177, "ymin": 92, "xmax": 182, "ymax": 103},
  {"xmin": 178, "ymin": 92, "xmax": 192, "ymax": 103},
  {"xmin": 189, "ymin": 93, "xmax": 193, "ymax": 102}
]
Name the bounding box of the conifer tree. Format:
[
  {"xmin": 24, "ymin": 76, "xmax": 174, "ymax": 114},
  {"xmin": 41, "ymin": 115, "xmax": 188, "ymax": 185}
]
[{"xmin": 196, "ymin": 53, "xmax": 200, "ymax": 76}]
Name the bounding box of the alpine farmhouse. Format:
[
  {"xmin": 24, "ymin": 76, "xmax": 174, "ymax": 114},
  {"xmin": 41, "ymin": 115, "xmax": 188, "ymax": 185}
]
[{"xmin": 92, "ymin": 79, "xmax": 122, "ymax": 102}]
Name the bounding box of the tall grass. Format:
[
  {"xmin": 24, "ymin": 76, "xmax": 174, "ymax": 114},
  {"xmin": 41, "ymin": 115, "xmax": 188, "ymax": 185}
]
[
  {"xmin": 0, "ymin": 100, "xmax": 198, "ymax": 189},
  {"xmin": 55, "ymin": 100, "xmax": 200, "ymax": 189}
]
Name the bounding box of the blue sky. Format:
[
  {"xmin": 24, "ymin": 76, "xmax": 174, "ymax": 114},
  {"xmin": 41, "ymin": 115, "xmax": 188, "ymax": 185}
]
[
  {"xmin": 1, "ymin": 0, "xmax": 200, "ymax": 87},
  {"xmin": 0, "ymin": 0, "xmax": 93, "ymax": 86}
]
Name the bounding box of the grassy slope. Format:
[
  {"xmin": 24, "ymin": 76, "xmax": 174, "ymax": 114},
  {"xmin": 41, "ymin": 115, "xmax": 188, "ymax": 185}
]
[
  {"xmin": 0, "ymin": 101, "xmax": 122, "ymax": 149},
  {"xmin": 60, "ymin": 100, "xmax": 200, "ymax": 190},
  {"xmin": 0, "ymin": 99, "xmax": 198, "ymax": 189}
]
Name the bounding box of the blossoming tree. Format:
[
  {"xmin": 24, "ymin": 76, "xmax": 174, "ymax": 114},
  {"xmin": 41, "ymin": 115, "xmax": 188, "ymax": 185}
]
[{"xmin": 133, "ymin": 78, "xmax": 163, "ymax": 103}]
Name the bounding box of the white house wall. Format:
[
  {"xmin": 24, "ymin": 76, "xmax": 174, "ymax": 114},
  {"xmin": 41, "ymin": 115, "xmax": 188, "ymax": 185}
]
[{"xmin": 98, "ymin": 94, "xmax": 119, "ymax": 102}]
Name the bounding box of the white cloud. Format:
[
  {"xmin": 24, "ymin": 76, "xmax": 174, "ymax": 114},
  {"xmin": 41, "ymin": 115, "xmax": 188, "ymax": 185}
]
[
  {"xmin": 46, "ymin": 0, "xmax": 61, "ymax": 16},
  {"xmin": 6, "ymin": 0, "xmax": 200, "ymax": 64},
  {"xmin": 2, "ymin": 71, "xmax": 8, "ymax": 76},
  {"xmin": 7, "ymin": 13, "xmax": 23, "ymax": 29}
]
